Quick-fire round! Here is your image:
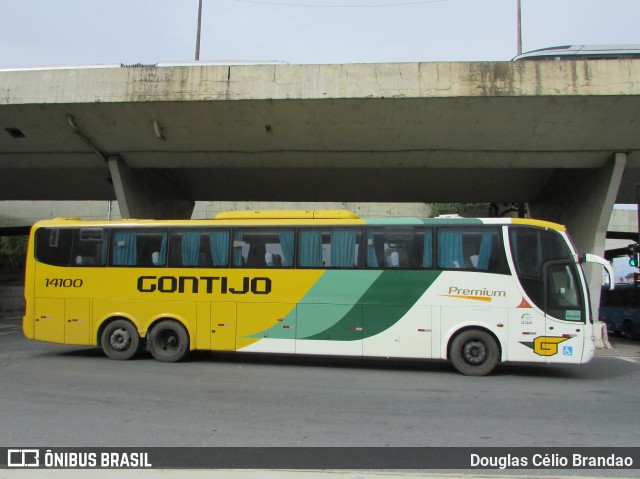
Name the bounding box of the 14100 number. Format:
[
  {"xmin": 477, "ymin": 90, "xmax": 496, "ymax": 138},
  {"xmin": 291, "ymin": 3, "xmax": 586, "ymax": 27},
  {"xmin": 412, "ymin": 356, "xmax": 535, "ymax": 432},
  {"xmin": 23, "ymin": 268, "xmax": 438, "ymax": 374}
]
[{"xmin": 45, "ymin": 278, "xmax": 84, "ymax": 288}]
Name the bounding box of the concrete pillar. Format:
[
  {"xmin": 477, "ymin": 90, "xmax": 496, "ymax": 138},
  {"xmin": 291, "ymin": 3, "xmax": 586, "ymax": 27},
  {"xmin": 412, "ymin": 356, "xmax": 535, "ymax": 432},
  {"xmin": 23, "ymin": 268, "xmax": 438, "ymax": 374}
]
[
  {"xmin": 529, "ymin": 152, "xmax": 627, "ymax": 323},
  {"xmin": 108, "ymin": 155, "xmax": 194, "ymax": 219}
]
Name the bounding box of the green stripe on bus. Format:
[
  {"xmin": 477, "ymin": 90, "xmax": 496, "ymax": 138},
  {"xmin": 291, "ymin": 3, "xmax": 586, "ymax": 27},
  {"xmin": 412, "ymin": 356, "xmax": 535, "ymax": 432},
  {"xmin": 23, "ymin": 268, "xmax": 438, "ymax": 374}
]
[
  {"xmin": 302, "ymin": 270, "xmax": 441, "ymax": 341},
  {"xmin": 248, "ymin": 270, "xmax": 381, "ymax": 339}
]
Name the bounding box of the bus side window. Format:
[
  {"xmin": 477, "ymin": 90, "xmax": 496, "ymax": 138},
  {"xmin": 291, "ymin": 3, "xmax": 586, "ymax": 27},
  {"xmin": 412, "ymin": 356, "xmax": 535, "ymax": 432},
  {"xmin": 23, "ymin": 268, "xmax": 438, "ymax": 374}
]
[
  {"xmin": 610, "ymin": 290, "xmax": 622, "ymax": 307},
  {"xmin": 365, "ymin": 227, "xmax": 432, "ymax": 269},
  {"xmin": 72, "ymin": 228, "xmax": 108, "ymax": 267},
  {"xmin": 437, "ymin": 227, "xmax": 507, "ymax": 274},
  {"xmin": 437, "ymin": 228, "xmax": 467, "ymax": 269},
  {"xmin": 232, "ymin": 228, "xmax": 294, "ymax": 268},
  {"xmin": 622, "ymin": 288, "xmax": 640, "ymax": 308},
  {"xmin": 298, "ymin": 228, "xmax": 362, "ymax": 269},
  {"xmin": 35, "ymin": 228, "xmax": 73, "ymax": 266},
  {"xmin": 169, "ymin": 229, "xmax": 230, "ymax": 268},
  {"xmin": 110, "ymin": 229, "xmax": 168, "ymax": 267},
  {"xmin": 137, "ymin": 232, "xmax": 168, "ymax": 267}
]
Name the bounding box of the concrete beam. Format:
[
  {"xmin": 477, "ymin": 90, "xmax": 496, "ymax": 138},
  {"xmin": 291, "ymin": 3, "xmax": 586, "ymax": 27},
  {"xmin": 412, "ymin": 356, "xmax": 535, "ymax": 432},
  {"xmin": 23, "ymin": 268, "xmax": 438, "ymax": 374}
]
[
  {"xmin": 2, "ymin": 62, "xmax": 640, "ymax": 204},
  {"xmin": 4, "ymin": 61, "xmax": 640, "ymax": 104},
  {"xmin": 107, "ymin": 155, "xmax": 194, "ymax": 219}
]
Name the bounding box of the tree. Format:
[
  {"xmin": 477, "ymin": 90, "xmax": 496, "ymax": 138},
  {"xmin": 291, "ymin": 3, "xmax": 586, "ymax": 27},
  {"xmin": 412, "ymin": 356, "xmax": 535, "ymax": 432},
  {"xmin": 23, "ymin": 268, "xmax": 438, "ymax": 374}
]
[
  {"xmin": 0, "ymin": 236, "xmax": 28, "ymax": 270},
  {"xmin": 430, "ymin": 202, "xmax": 527, "ymax": 218}
]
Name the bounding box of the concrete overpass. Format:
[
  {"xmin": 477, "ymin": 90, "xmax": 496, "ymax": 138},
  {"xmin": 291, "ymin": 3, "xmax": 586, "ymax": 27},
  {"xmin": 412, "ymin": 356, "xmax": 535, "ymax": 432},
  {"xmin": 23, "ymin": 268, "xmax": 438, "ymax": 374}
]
[{"xmin": 1, "ymin": 60, "xmax": 640, "ymax": 265}]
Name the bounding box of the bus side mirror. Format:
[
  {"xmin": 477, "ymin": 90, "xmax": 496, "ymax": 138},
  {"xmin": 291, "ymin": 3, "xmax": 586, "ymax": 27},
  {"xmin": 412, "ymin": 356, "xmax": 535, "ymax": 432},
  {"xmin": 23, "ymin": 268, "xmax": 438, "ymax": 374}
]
[{"xmin": 581, "ymin": 254, "xmax": 614, "ymax": 290}]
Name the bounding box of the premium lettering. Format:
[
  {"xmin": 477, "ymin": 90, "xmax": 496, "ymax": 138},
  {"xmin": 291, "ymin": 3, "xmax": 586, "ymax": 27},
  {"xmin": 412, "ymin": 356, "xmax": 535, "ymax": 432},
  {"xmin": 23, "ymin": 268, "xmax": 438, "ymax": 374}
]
[
  {"xmin": 137, "ymin": 275, "xmax": 271, "ymax": 295},
  {"xmin": 448, "ymin": 286, "xmax": 506, "ymax": 298}
]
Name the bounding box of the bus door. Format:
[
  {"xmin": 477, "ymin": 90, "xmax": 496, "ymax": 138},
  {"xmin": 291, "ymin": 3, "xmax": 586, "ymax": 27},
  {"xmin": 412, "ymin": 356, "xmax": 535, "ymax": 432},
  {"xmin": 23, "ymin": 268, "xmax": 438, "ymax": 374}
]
[{"xmin": 542, "ymin": 260, "xmax": 586, "ymax": 363}]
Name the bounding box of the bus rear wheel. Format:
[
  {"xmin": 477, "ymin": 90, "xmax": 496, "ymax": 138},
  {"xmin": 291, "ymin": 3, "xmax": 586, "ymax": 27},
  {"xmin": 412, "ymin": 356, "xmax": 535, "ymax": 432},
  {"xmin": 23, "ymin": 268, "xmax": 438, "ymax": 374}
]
[
  {"xmin": 101, "ymin": 319, "xmax": 141, "ymax": 360},
  {"xmin": 450, "ymin": 329, "xmax": 499, "ymax": 376},
  {"xmin": 148, "ymin": 320, "xmax": 190, "ymax": 363}
]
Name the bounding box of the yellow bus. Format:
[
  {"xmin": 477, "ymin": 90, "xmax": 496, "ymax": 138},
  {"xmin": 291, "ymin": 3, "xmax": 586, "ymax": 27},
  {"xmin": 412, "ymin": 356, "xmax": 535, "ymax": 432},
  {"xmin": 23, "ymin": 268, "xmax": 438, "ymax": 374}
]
[{"xmin": 22, "ymin": 210, "xmax": 611, "ymax": 375}]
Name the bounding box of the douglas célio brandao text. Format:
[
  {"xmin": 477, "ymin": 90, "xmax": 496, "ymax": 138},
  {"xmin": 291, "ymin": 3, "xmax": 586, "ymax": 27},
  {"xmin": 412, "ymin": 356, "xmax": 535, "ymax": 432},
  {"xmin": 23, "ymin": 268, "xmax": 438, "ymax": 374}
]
[{"xmin": 470, "ymin": 452, "xmax": 634, "ymax": 469}]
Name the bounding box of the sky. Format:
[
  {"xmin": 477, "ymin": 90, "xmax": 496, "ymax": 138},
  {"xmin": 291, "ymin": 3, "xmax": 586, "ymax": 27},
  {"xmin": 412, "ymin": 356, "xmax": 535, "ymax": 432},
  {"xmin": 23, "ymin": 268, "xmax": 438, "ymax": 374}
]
[{"xmin": 0, "ymin": 0, "xmax": 639, "ymax": 68}]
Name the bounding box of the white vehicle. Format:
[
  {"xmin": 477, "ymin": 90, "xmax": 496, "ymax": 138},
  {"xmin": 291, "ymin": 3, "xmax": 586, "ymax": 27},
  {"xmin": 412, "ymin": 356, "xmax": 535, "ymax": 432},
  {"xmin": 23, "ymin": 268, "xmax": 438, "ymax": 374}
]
[
  {"xmin": 23, "ymin": 212, "xmax": 612, "ymax": 376},
  {"xmin": 513, "ymin": 44, "xmax": 640, "ymax": 61}
]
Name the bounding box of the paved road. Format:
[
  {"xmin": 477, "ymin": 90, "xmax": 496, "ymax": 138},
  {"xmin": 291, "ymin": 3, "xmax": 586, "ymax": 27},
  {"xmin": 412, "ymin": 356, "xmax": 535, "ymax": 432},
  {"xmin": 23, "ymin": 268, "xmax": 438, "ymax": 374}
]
[{"xmin": 1, "ymin": 314, "xmax": 639, "ymax": 453}]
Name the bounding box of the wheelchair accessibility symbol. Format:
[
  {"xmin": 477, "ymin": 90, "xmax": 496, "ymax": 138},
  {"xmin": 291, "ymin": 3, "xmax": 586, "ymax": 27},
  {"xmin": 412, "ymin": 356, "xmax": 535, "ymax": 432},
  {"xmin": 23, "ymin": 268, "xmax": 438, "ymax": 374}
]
[{"xmin": 562, "ymin": 345, "xmax": 573, "ymax": 356}]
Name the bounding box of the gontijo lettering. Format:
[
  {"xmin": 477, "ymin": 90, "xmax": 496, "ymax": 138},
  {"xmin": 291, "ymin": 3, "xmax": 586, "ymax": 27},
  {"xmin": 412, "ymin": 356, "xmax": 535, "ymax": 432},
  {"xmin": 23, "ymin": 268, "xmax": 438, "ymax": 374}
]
[{"xmin": 137, "ymin": 275, "xmax": 272, "ymax": 295}]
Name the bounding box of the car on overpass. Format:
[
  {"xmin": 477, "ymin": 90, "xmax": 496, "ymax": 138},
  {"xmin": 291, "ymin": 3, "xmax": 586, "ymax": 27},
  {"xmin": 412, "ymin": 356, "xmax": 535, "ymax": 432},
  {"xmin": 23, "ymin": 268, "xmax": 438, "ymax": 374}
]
[{"xmin": 513, "ymin": 44, "xmax": 640, "ymax": 61}]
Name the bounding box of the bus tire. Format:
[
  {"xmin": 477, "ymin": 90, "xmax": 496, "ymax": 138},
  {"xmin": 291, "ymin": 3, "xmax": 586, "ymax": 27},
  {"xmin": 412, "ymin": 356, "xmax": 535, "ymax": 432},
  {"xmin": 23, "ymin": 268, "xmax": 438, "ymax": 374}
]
[
  {"xmin": 449, "ymin": 329, "xmax": 499, "ymax": 376},
  {"xmin": 148, "ymin": 320, "xmax": 190, "ymax": 363},
  {"xmin": 101, "ymin": 319, "xmax": 141, "ymax": 360}
]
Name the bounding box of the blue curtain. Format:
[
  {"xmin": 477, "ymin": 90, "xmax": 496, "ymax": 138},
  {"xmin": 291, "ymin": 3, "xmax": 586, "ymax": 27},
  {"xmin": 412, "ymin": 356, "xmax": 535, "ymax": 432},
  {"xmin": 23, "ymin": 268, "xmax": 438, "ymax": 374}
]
[
  {"xmin": 299, "ymin": 230, "xmax": 323, "ymax": 267},
  {"xmin": 438, "ymin": 230, "xmax": 465, "ymax": 269},
  {"xmin": 477, "ymin": 231, "xmax": 493, "ymax": 270},
  {"xmin": 209, "ymin": 231, "xmax": 229, "ymax": 266},
  {"xmin": 181, "ymin": 232, "xmax": 200, "ymax": 266},
  {"xmin": 232, "ymin": 231, "xmax": 244, "ymax": 266},
  {"xmin": 158, "ymin": 233, "xmax": 168, "ymax": 265},
  {"xmin": 422, "ymin": 230, "xmax": 433, "ymax": 268},
  {"xmin": 112, "ymin": 231, "xmax": 137, "ymax": 266},
  {"xmin": 366, "ymin": 230, "xmax": 378, "ymax": 268},
  {"xmin": 331, "ymin": 229, "xmax": 356, "ymax": 268},
  {"xmin": 279, "ymin": 230, "xmax": 294, "ymax": 266}
]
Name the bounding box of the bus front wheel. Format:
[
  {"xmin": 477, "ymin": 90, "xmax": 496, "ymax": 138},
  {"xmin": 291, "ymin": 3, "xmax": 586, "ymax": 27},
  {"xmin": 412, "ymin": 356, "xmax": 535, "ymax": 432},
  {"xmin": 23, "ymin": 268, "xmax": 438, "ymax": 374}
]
[
  {"xmin": 101, "ymin": 319, "xmax": 141, "ymax": 360},
  {"xmin": 148, "ymin": 320, "xmax": 190, "ymax": 363},
  {"xmin": 449, "ymin": 329, "xmax": 499, "ymax": 376}
]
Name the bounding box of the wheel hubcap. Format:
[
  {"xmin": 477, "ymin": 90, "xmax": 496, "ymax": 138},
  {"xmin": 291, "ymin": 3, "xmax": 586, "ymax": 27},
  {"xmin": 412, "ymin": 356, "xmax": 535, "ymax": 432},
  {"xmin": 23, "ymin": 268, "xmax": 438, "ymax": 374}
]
[
  {"xmin": 110, "ymin": 328, "xmax": 130, "ymax": 351},
  {"xmin": 463, "ymin": 340, "xmax": 487, "ymax": 365},
  {"xmin": 159, "ymin": 331, "xmax": 179, "ymax": 351}
]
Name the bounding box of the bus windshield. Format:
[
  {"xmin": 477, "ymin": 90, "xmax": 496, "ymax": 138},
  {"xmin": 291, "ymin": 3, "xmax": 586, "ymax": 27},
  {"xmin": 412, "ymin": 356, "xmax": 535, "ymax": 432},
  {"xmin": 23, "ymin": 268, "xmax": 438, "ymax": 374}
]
[{"xmin": 508, "ymin": 226, "xmax": 584, "ymax": 320}]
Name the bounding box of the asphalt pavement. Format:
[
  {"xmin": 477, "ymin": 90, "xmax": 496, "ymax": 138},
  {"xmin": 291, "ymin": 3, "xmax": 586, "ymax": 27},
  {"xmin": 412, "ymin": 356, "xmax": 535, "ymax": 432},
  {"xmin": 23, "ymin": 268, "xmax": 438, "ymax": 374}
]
[{"xmin": 595, "ymin": 334, "xmax": 640, "ymax": 358}]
